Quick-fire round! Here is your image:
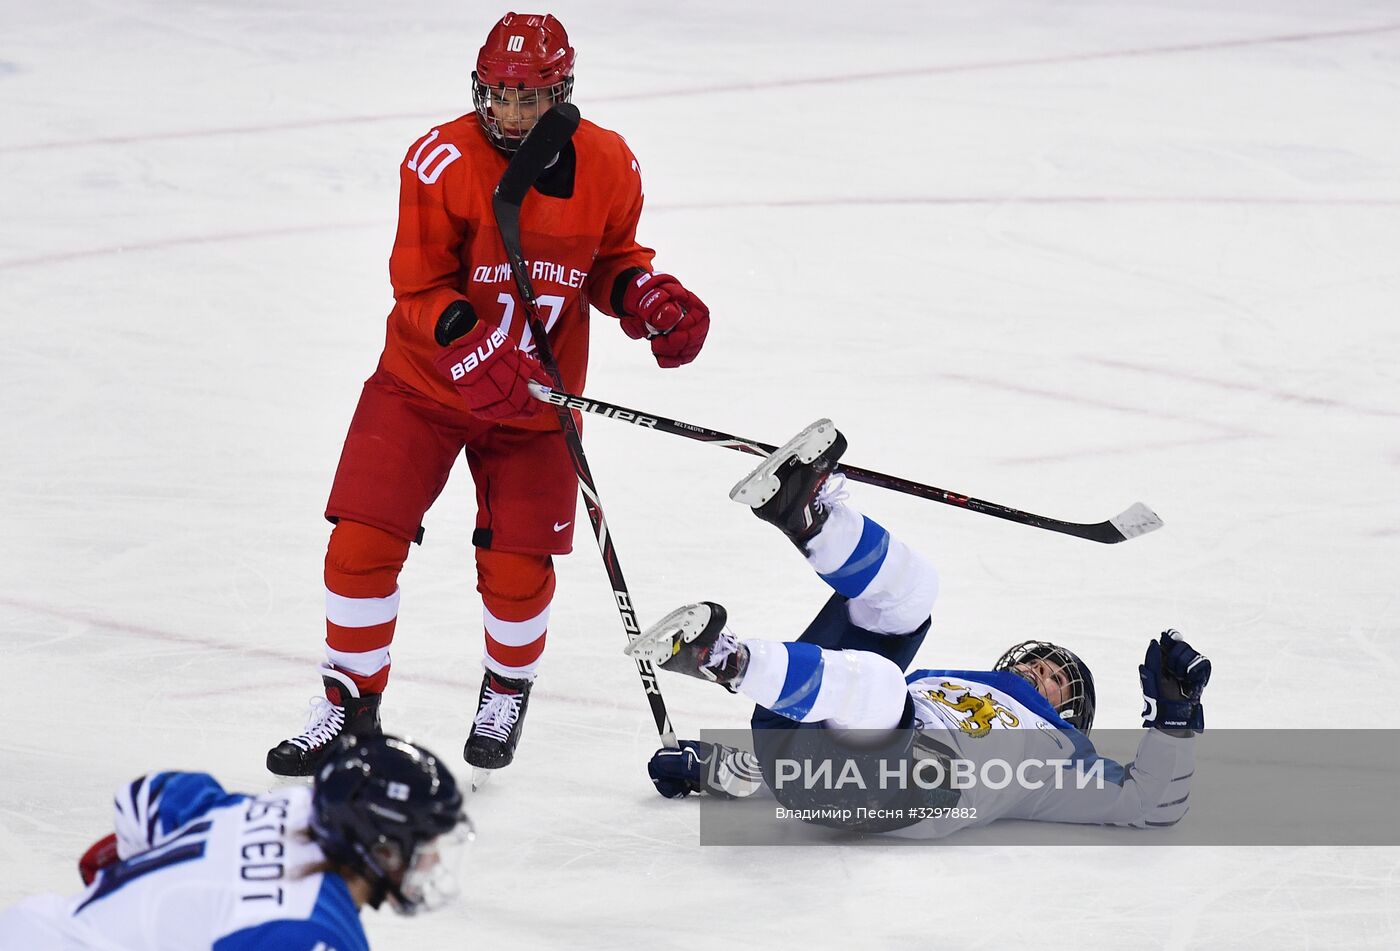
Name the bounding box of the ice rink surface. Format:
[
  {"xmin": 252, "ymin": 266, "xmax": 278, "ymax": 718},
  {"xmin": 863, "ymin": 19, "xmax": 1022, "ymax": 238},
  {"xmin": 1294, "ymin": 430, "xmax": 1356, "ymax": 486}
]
[{"xmin": 3, "ymin": 0, "xmax": 1399, "ymax": 947}]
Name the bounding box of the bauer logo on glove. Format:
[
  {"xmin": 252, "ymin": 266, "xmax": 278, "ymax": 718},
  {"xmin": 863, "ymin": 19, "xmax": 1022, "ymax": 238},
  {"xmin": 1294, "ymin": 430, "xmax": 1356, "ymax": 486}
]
[
  {"xmin": 432, "ymin": 318, "xmax": 551, "ymax": 422},
  {"xmin": 444, "ymin": 325, "xmax": 509, "ymax": 380}
]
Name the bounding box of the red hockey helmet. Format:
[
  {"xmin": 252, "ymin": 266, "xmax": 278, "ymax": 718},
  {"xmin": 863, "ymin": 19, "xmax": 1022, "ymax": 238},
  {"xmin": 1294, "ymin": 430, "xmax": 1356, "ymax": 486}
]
[{"xmin": 472, "ymin": 13, "xmax": 576, "ymax": 152}]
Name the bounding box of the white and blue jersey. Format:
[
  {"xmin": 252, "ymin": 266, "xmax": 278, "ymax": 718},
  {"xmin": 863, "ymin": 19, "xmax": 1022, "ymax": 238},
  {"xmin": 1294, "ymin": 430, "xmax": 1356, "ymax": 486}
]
[
  {"xmin": 0, "ymin": 773, "xmax": 368, "ymax": 951},
  {"xmin": 907, "ymin": 667, "xmax": 1106, "ymax": 762},
  {"xmin": 896, "ymin": 668, "xmax": 1193, "ymax": 839}
]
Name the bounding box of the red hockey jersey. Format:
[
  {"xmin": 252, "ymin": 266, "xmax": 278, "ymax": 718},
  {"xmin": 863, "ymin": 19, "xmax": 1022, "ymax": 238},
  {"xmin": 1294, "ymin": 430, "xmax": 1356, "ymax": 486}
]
[{"xmin": 376, "ymin": 113, "xmax": 655, "ymax": 430}]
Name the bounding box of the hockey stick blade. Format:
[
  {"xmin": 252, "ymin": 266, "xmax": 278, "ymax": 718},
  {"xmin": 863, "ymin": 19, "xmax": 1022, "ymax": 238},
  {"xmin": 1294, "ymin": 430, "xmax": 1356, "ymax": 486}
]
[
  {"xmin": 492, "ymin": 103, "xmax": 580, "ymax": 307},
  {"xmin": 529, "ymin": 384, "xmax": 1165, "ymax": 545},
  {"xmin": 1107, "ymin": 502, "xmax": 1164, "ymax": 540}
]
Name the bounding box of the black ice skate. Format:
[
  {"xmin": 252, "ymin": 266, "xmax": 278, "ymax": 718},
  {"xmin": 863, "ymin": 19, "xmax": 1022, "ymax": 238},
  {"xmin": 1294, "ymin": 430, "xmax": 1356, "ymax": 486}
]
[
  {"xmin": 729, "ymin": 418, "xmax": 848, "ymax": 553},
  {"xmin": 267, "ymin": 665, "xmax": 382, "ymax": 777},
  {"xmin": 626, "ymin": 602, "xmax": 748, "ymax": 692},
  {"xmin": 464, "ymin": 670, "xmax": 533, "ymax": 781}
]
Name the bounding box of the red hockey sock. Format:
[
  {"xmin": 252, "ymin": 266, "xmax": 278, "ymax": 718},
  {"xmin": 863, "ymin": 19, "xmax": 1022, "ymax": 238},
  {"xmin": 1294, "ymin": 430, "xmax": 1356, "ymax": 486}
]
[
  {"xmin": 323, "ymin": 520, "xmax": 411, "ymax": 695},
  {"xmin": 477, "ymin": 549, "xmax": 554, "ymax": 679}
]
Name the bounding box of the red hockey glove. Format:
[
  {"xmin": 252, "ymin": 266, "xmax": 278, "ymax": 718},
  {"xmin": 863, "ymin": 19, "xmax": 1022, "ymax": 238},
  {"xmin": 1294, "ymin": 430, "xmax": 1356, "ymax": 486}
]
[
  {"xmin": 433, "ymin": 320, "xmax": 552, "ymax": 421},
  {"xmin": 79, "ymin": 832, "xmax": 120, "ymax": 885},
  {"xmin": 618, "ymin": 272, "xmax": 710, "ymax": 368}
]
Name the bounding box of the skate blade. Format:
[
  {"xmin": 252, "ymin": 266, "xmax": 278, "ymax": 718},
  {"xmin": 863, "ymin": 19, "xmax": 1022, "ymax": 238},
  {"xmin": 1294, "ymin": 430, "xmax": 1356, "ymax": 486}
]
[
  {"xmin": 625, "ymin": 602, "xmax": 717, "ymax": 664},
  {"xmin": 471, "ymin": 767, "xmax": 495, "ymax": 792},
  {"xmin": 729, "ymin": 419, "xmax": 837, "ymax": 507}
]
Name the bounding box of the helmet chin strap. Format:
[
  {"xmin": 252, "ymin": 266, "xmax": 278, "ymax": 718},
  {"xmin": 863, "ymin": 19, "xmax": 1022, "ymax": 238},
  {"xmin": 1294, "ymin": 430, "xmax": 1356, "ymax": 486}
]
[
  {"xmin": 369, "ymin": 872, "xmax": 417, "ymax": 915},
  {"xmin": 366, "ymin": 878, "xmax": 390, "ymax": 910},
  {"xmin": 354, "ymin": 842, "xmax": 413, "ymax": 913}
]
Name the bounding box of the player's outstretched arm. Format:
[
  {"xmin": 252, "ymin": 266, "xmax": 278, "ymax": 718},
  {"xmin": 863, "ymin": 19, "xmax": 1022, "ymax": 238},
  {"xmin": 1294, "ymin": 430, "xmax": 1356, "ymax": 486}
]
[
  {"xmin": 1140, "ymin": 629, "xmax": 1211, "ymax": 735},
  {"xmin": 1010, "ymin": 631, "xmax": 1209, "ymax": 829}
]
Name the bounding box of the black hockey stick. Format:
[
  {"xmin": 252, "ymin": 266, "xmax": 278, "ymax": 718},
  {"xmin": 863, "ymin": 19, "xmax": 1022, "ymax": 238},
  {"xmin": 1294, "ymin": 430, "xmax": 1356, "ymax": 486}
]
[
  {"xmin": 529, "ymin": 386, "xmax": 1163, "ymax": 544},
  {"xmin": 493, "ymin": 103, "xmax": 678, "ymax": 747}
]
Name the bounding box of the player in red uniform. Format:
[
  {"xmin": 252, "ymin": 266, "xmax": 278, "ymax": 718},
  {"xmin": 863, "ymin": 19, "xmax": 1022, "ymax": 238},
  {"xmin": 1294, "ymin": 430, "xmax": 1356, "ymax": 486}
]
[{"xmin": 267, "ymin": 12, "xmax": 709, "ymax": 778}]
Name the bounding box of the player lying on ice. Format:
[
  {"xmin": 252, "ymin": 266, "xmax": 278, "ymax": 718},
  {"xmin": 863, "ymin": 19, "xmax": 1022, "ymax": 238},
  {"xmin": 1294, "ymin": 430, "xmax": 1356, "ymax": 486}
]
[
  {"xmin": 628, "ymin": 421, "xmax": 1211, "ymax": 837},
  {"xmin": 0, "ymin": 735, "xmax": 470, "ymax": 950}
]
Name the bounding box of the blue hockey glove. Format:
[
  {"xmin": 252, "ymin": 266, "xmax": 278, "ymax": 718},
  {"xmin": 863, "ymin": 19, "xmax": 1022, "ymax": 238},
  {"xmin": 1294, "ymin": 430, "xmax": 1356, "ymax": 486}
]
[
  {"xmin": 1140, "ymin": 629, "xmax": 1211, "ymax": 733},
  {"xmin": 648, "ymin": 741, "xmax": 712, "ymax": 799},
  {"xmin": 647, "ymin": 740, "xmax": 765, "ymax": 800}
]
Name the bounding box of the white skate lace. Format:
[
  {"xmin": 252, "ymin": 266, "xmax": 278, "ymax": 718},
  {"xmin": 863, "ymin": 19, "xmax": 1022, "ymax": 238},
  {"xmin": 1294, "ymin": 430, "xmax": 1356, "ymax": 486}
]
[
  {"xmin": 705, "ymin": 632, "xmax": 741, "ymax": 673},
  {"xmin": 473, "ymin": 687, "xmax": 522, "ymax": 743},
  {"xmin": 814, "ymin": 473, "xmax": 849, "ymax": 512},
  {"xmin": 288, "ymin": 697, "xmax": 345, "ymax": 751}
]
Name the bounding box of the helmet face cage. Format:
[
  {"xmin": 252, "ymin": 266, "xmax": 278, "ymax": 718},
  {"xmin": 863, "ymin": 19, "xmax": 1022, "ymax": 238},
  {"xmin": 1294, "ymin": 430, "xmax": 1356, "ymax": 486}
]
[
  {"xmin": 471, "ymin": 74, "xmax": 574, "ymax": 152},
  {"xmin": 310, "ymin": 734, "xmax": 469, "ymax": 914},
  {"xmin": 396, "ymin": 818, "xmax": 474, "ymax": 913},
  {"xmin": 472, "ymin": 13, "xmax": 576, "ymax": 152},
  {"xmin": 994, "ymin": 640, "xmax": 1097, "ymax": 732}
]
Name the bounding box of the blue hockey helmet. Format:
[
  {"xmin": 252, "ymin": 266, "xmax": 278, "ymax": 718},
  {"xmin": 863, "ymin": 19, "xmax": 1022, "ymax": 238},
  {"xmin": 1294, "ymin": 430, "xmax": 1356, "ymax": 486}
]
[
  {"xmin": 310, "ymin": 734, "xmax": 471, "ymax": 914},
  {"xmin": 995, "ymin": 640, "xmax": 1097, "ymax": 733}
]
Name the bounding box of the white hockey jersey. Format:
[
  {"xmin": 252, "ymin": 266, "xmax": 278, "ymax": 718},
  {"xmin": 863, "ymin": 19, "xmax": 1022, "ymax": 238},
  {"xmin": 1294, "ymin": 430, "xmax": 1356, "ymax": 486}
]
[
  {"xmin": 893, "ymin": 668, "xmax": 1195, "ymax": 839},
  {"xmin": 0, "ymin": 772, "xmax": 368, "ymax": 951}
]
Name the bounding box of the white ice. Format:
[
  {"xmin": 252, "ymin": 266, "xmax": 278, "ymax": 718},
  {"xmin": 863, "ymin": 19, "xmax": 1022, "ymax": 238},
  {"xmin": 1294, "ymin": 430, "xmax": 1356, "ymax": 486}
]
[{"xmin": 3, "ymin": 0, "xmax": 1399, "ymax": 947}]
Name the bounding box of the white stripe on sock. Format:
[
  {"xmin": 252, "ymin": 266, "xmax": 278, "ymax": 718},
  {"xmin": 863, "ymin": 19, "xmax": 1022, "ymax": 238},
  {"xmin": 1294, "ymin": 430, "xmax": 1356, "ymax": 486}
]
[
  {"xmin": 483, "ymin": 604, "xmax": 550, "ymax": 646},
  {"xmin": 325, "ymin": 587, "xmax": 400, "ymax": 628},
  {"xmin": 483, "ymin": 656, "xmax": 540, "ymax": 680},
  {"xmin": 325, "ymin": 646, "xmax": 391, "ymax": 677}
]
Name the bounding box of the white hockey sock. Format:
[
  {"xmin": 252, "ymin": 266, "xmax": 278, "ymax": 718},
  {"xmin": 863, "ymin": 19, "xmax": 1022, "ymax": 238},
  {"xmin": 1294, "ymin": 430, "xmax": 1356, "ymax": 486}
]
[
  {"xmin": 804, "ymin": 503, "xmax": 939, "ymax": 636},
  {"xmin": 804, "ymin": 500, "xmax": 866, "ymax": 575},
  {"xmin": 846, "ymin": 535, "xmax": 939, "ymax": 636},
  {"xmin": 739, "ymin": 639, "xmax": 908, "ymax": 731}
]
